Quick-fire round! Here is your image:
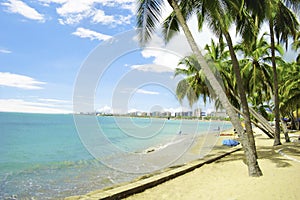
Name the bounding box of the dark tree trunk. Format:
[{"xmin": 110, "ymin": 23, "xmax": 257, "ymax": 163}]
[
  {"xmin": 297, "ymin": 105, "xmax": 300, "ymax": 130},
  {"xmin": 169, "ymin": 0, "xmax": 262, "ymax": 177},
  {"xmin": 223, "ymin": 31, "xmax": 262, "ymax": 176},
  {"xmin": 269, "ymin": 20, "xmax": 282, "ymax": 146},
  {"xmin": 233, "ymin": 106, "xmax": 274, "ymax": 138},
  {"xmin": 280, "ymin": 117, "xmax": 290, "ymax": 142},
  {"xmin": 289, "ymin": 112, "xmax": 297, "ymax": 130},
  {"xmin": 248, "ymin": 106, "xmax": 275, "ymax": 138}
]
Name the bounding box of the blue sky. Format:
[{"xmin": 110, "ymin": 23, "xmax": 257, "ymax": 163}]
[
  {"xmin": 0, "ymin": 0, "xmax": 298, "ymax": 114},
  {"xmin": 0, "ymin": 0, "xmax": 211, "ymax": 114},
  {"xmin": 0, "ymin": 0, "xmax": 135, "ymax": 113}
]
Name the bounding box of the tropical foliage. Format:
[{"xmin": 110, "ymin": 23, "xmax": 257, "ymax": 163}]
[{"xmin": 136, "ymin": 0, "xmax": 300, "ymax": 177}]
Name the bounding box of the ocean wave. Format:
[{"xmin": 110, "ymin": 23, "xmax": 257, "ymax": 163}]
[{"xmin": 142, "ymin": 136, "xmax": 187, "ymax": 154}]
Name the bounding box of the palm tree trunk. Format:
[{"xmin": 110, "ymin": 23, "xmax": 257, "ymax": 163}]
[
  {"xmin": 233, "ymin": 106, "xmax": 274, "ymax": 138},
  {"xmin": 289, "ymin": 112, "xmax": 297, "ymax": 130},
  {"xmin": 280, "ymin": 116, "xmax": 290, "ymax": 142},
  {"xmin": 235, "ymin": 96, "xmax": 275, "ymax": 138},
  {"xmin": 269, "ymin": 20, "xmax": 282, "ymax": 146},
  {"xmin": 248, "ymin": 107, "xmax": 275, "ymax": 138},
  {"xmin": 168, "ymin": 0, "xmax": 262, "ymax": 177},
  {"xmin": 223, "ymin": 31, "xmax": 257, "ymax": 149},
  {"xmin": 297, "ymin": 105, "xmax": 299, "ymax": 130}
]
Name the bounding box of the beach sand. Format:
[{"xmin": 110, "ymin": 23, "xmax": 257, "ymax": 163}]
[{"xmin": 125, "ymin": 129, "xmax": 300, "ymax": 200}]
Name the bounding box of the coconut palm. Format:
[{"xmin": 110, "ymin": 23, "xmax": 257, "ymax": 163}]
[
  {"xmin": 292, "ymin": 31, "xmax": 300, "ymax": 64},
  {"xmin": 162, "ymin": 0, "xmax": 262, "ymax": 175},
  {"xmin": 194, "ymin": 0, "xmax": 261, "ymax": 166},
  {"xmin": 237, "ymin": 33, "xmax": 295, "ymax": 141},
  {"xmin": 136, "ymin": 0, "xmax": 262, "ymax": 176},
  {"xmin": 175, "ymin": 40, "xmax": 236, "ymax": 110},
  {"xmin": 244, "ymin": 0, "xmax": 299, "ymax": 145},
  {"xmin": 237, "ymin": 34, "xmax": 274, "ymax": 101},
  {"xmin": 205, "ymin": 37, "xmax": 276, "ymax": 137},
  {"xmin": 174, "ymin": 55, "xmax": 212, "ymax": 107},
  {"xmin": 237, "ymin": 34, "xmax": 285, "ymax": 118},
  {"xmin": 204, "ymin": 39, "xmax": 240, "ymax": 110},
  {"xmin": 178, "ymin": 39, "xmax": 275, "ymax": 138},
  {"xmin": 279, "ymin": 62, "xmax": 300, "ymax": 127}
]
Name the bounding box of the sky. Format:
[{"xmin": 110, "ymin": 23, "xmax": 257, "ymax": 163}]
[
  {"xmin": 0, "ymin": 0, "xmax": 297, "ymax": 114},
  {"xmin": 0, "ymin": 0, "xmax": 213, "ymax": 114}
]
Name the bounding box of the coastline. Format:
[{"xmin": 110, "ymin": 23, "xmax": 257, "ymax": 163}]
[
  {"xmin": 65, "ymin": 128, "xmax": 300, "ymax": 200},
  {"xmin": 65, "ymin": 127, "xmax": 239, "ymax": 200},
  {"xmin": 125, "ymin": 129, "xmax": 300, "ymax": 200}
]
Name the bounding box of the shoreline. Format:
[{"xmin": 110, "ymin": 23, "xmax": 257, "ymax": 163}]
[
  {"xmin": 65, "ymin": 129, "xmax": 300, "ymax": 200},
  {"xmin": 65, "ymin": 128, "xmax": 239, "ymax": 200},
  {"xmin": 125, "ymin": 129, "xmax": 300, "ymax": 200}
]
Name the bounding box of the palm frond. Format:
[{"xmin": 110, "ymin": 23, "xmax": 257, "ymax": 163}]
[
  {"xmin": 273, "ymin": 0, "xmax": 299, "ymax": 49},
  {"xmin": 162, "ymin": 12, "xmax": 179, "ymax": 42},
  {"xmin": 136, "ymin": 0, "xmax": 164, "ymax": 45}
]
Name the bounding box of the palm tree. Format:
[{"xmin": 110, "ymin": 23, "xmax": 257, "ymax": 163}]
[
  {"xmin": 178, "ymin": 40, "xmax": 275, "ymax": 138},
  {"xmin": 237, "ymin": 34, "xmax": 274, "ymax": 104},
  {"xmin": 292, "ymin": 31, "xmax": 300, "ymax": 64},
  {"xmin": 191, "ymin": 0, "xmax": 260, "ymax": 164},
  {"xmin": 163, "ymin": 0, "xmax": 263, "ymax": 175},
  {"xmin": 136, "ymin": 0, "xmax": 262, "ymax": 176},
  {"xmin": 279, "ymin": 62, "xmax": 300, "ymax": 129},
  {"xmin": 175, "ymin": 40, "xmax": 235, "ymax": 110},
  {"xmin": 204, "ymin": 39, "xmax": 240, "ymax": 110},
  {"xmin": 244, "ymin": 0, "xmax": 299, "ymax": 145},
  {"xmin": 237, "ymin": 33, "xmax": 296, "ymax": 141},
  {"xmin": 175, "ymin": 55, "xmax": 212, "ymax": 107}
]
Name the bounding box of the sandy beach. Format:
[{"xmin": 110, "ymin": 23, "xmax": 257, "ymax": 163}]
[
  {"xmin": 125, "ymin": 129, "xmax": 300, "ymax": 200},
  {"xmin": 66, "ymin": 128, "xmax": 300, "ymax": 200}
]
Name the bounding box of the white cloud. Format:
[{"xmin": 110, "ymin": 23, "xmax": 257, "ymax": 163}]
[
  {"xmin": 118, "ymin": 14, "xmax": 132, "ymax": 24},
  {"xmin": 55, "ymin": 0, "xmax": 93, "ymax": 24},
  {"xmin": 38, "ymin": 98, "xmax": 70, "ymax": 103},
  {"xmin": 38, "ymin": 0, "xmax": 68, "ymax": 5},
  {"xmin": 92, "ymin": 9, "xmax": 115, "ymax": 25},
  {"xmin": 72, "ymin": 27, "xmax": 112, "ymax": 41},
  {"xmin": 164, "ymin": 106, "xmax": 191, "ymax": 114},
  {"xmin": 134, "ymin": 32, "xmax": 192, "ymax": 73},
  {"xmin": 141, "ymin": 48, "xmax": 182, "ymax": 69},
  {"xmin": 38, "ymin": 0, "xmax": 134, "ymax": 25},
  {"xmin": 120, "ymin": 1, "xmax": 136, "ymax": 13},
  {"xmin": 92, "ymin": 13, "xmax": 132, "ymax": 26},
  {"xmin": 96, "ymin": 105, "xmax": 112, "ymax": 113},
  {"xmin": 0, "ymin": 72, "xmax": 46, "ymax": 90},
  {"xmin": 2, "ymin": 0, "xmax": 45, "ymax": 22},
  {"xmin": 128, "ymin": 108, "xmax": 139, "ymax": 113},
  {"xmin": 130, "ymin": 64, "xmax": 174, "ymax": 73},
  {"xmin": 0, "ymin": 49, "xmax": 12, "ymax": 54},
  {"xmin": 136, "ymin": 89, "xmax": 159, "ymax": 95},
  {"xmin": 58, "ymin": 13, "xmax": 87, "ymax": 25},
  {"xmin": 0, "ymin": 99, "xmax": 72, "ymax": 114},
  {"xmin": 55, "ymin": 0, "xmax": 93, "ymax": 15}
]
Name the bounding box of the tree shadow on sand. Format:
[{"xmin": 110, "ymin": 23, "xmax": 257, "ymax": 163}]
[{"xmin": 207, "ymin": 139, "xmax": 300, "ymax": 168}]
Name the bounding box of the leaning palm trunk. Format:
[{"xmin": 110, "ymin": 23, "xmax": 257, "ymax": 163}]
[
  {"xmin": 168, "ymin": 0, "xmax": 262, "ymax": 177},
  {"xmin": 223, "ymin": 31, "xmax": 257, "ymax": 150},
  {"xmin": 233, "ymin": 106, "xmax": 274, "ymax": 138},
  {"xmin": 248, "ymin": 106, "xmax": 275, "ymax": 138}
]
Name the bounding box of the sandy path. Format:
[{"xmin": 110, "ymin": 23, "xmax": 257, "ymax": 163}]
[{"xmin": 125, "ymin": 130, "xmax": 300, "ymax": 200}]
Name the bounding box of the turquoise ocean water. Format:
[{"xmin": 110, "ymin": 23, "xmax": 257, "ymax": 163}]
[{"xmin": 0, "ymin": 112, "xmax": 231, "ymax": 199}]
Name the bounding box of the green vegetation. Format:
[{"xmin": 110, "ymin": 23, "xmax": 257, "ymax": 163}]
[{"xmin": 136, "ymin": 0, "xmax": 300, "ymax": 177}]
